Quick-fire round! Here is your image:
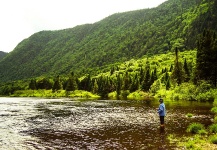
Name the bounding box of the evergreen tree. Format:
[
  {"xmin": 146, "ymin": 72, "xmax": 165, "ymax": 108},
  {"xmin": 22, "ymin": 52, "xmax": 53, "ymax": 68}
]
[
  {"xmin": 37, "ymin": 78, "xmax": 53, "ymax": 89},
  {"xmin": 79, "ymin": 74, "xmax": 91, "ymax": 91},
  {"xmin": 92, "ymin": 79, "xmax": 98, "ymax": 94},
  {"xmin": 169, "ymin": 65, "xmax": 173, "ymax": 72},
  {"xmin": 116, "ymin": 73, "xmax": 122, "ymax": 99},
  {"xmin": 164, "ymin": 71, "xmax": 170, "ymax": 84},
  {"xmin": 195, "ymin": 30, "xmax": 217, "ymax": 86},
  {"xmin": 52, "ymin": 75, "xmax": 62, "ymax": 92},
  {"xmin": 153, "ymin": 67, "xmax": 158, "ymax": 80},
  {"xmin": 130, "ymin": 73, "xmax": 139, "ymax": 92},
  {"xmin": 123, "ymin": 72, "xmax": 130, "ymax": 90},
  {"xmin": 65, "ymin": 72, "xmax": 77, "ymax": 91},
  {"xmin": 29, "ymin": 79, "xmax": 37, "ymax": 90},
  {"xmin": 166, "ymin": 78, "xmax": 171, "ymax": 90},
  {"xmin": 171, "ymin": 47, "xmax": 185, "ymax": 85},
  {"xmin": 183, "ymin": 58, "xmax": 190, "ymax": 82},
  {"xmin": 139, "ymin": 67, "xmax": 145, "ymax": 84},
  {"xmin": 142, "ymin": 65, "xmax": 151, "ymax": 91}
]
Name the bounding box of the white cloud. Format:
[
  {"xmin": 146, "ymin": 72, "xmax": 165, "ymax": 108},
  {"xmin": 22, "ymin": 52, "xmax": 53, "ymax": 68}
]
[{"xmin": 0, "ymin": 0, "xmax": 167, "ymax": 53}]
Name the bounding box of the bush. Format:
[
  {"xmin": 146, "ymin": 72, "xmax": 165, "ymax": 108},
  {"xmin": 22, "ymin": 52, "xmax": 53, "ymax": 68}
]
[
  {"xmin": 208, "ymin": 124, "xmax": 217, "ymax": 133},
  {"xmin": 211, "ymin": 107, "xmax": 217, "ymax": 114},
  {"xmin": 195, "ymin": 91, "xmax": 215, "ymax": 101},
  {"xmin": 198, "ymin": 129, "xmax": 207, "ymax": 135},
  {"xmin": 186, "ymin": 123, "xmax": 205, "ymax": 134},
  {"xmin": 209, "ymin": 135, "xmax": 217, "ymax": 144},
  {"xmin": 186, "ymin": 113, "xmax": 193, "ymax": 118},
  {"xmin": 214, "ymin": 116, "xmax": 217, "ymax": 123}
]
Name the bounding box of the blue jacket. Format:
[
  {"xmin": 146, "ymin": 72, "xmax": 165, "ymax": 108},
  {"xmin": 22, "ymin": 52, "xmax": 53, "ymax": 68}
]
[{"xmin": 158, "ymin": 103, "xmax": 166, "ymax": 116}]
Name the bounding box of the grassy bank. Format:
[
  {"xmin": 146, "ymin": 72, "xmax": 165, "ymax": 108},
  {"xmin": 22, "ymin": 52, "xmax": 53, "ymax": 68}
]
[
  {"xmin": 167, "ymin": 99, "xmax": 217, "ymax": 149},
  {"xmin": 11, "ymin": 89, "xmax": 100, "ymax": 99}
]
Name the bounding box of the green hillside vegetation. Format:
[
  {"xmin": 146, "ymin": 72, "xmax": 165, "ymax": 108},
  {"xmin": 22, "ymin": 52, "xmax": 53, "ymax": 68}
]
[
  {"xmin": 1, "ymin": 47, "xmax": 217, "ymax": 101},
  {"xmin": 0, "ymin": 0, "xmax": 217, "ymax": 101},
  {"xmin": 0, "ymin": 51, "xmax": 7, "ymax": 60},
  {"xmin": 0, "ymin": 0, "xmax": 217, "ymax": 83}
]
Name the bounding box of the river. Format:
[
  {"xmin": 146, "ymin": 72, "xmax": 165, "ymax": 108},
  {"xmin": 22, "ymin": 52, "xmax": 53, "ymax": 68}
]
[{"xmin": 0, "ymin": 97, "xmax": 213, "ymax": 149}]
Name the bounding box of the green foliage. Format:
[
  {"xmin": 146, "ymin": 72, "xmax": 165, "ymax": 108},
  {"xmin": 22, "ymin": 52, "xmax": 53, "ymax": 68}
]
[
  {"xmin": 52, "ymin": 75, "xmax": 62, "ymax": 92},
  {"xmin": 171, "ymin": 47, "xmax": 185, "ymax": 85},
  {"xmin": 186, "ymin": 113, "xmax": 193, "ymax": 118},
  {"xmin": 209, "ymin": 135, "xmax": 217, "ymax": 144},
  {"xmin": 211, "ymin": 107, "xmax": 217, "ymax": 114},
  {"xmin": 0, "ymin": 0, "xmax": 216, "ymax": 83},
  {"xmin": 36, "ymin": 77, "xmax": 53, "ymax": 90},
  {"xmin": 197, "ymin": 129, "xmax": 208, "ymax": 135},
  {"xmin": 169, "ymin": 81, "xmax": 215, "ymax": 101},
  {"xmin": 0, "ymin": 51, "xmax": 7, "ymax": 60},
  {"xmin": 208, "ymin": 124, "xmax": 217, "ymax": 133},
  {"xmin": 195, "ymin": 29, "xmax": 217, "ymax": 87},
  {"xmin": 65, "ymin": 73, "xmax": 77, "ymax": 92},
  {"xmin": 11, "ymin": 89, "xmax": 100, "ymax": 99},
  {"xmin": 186, "ymin": 122, "xmax": 205, "ymax": 134},
  {"xmin": 213, "ymin": 116, "xmax": 217, "ymax": 123},
  {"xmin": 29, "ymin": 79, "xmax": 37, "ymax": 90},
  {"xmin": 127, "ymin": 90, "xmax": 154, "ymax": 100}
]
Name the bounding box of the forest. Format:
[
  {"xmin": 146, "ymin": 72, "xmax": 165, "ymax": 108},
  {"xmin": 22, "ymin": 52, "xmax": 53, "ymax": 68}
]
[
  {"xmin": 0, "ymin": 0, "xmax": 217, "ymax": 101},
  {"xmin": 1, "ymin": 28, "xmax": 217, "ymax": 101}
]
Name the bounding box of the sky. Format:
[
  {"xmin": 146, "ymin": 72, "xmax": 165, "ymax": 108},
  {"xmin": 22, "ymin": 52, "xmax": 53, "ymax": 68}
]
[{"xmin": 0, "ymin": 0, "xmax": 167, "ymax": 53}]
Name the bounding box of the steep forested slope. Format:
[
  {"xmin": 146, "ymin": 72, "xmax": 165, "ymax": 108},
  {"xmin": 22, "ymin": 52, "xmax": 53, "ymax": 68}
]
[
  {"xmin": 0, "ymin": 0, "xmax": 216, "ymax": 82},
  {"xmin": 0, "ymin": 51, "xmax": 7, "ymax": 60}
]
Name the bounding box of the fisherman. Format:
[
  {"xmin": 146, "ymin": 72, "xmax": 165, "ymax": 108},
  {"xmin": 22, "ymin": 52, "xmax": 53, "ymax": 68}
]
[{"xmin": 157, "ymin": 98, "xmax": 166, "ymax": 127}]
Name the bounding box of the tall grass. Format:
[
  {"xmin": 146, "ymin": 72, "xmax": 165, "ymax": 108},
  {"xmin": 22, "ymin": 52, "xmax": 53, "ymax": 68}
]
[{"xmin": 186, "ymin": 122, "xmax": 205, "ymax": 134}]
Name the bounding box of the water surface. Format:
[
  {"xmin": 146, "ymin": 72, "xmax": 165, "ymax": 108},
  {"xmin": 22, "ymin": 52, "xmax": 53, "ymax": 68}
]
[{"xmin": 0, "ymin": 97, "xmax": 213, "ymax": 149}]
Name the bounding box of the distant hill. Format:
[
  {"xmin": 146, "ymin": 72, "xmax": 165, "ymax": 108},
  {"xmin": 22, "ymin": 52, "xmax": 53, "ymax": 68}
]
[
  {"xmin": 0, "ymin": 51, "xmax": 7, "ymax": 60},
  {"xmin": 0, "ymin": 0, "xmax": 216, "ymax": 82}
]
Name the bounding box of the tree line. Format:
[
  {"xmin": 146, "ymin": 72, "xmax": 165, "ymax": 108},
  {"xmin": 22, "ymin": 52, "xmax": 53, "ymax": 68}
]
[{"xmin": 0, "ymin": 29, "xmax": 216, "ymax": 99}]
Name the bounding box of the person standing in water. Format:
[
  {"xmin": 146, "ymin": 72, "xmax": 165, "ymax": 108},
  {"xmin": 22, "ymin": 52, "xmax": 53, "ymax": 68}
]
[{"xmin": 157, "ymin": 98, "xmax": 166, "ymax": 127}]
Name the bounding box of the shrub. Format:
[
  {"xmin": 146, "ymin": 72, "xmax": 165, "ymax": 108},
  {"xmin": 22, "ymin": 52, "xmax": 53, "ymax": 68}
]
[
  {"xmin": 198, "ymin": 129, "xmax": 207, "ymax": 135},
  {"xmin": 195, "ymin": 91, "xmax": 215, "ymax": 101},
  {"xmin": 208, "ymin": 124, "xmax": 217, "ymax": 133},
  {"xmin": 186, "ymin": 113, "xmax": 193, "ymax": 118},
  {"xmin": 209, "ymin": 135, "xmax": 217, "ymax": 144},
  {"xmin": 214, "ymin": 116, "xmax": 217, "ymax": 123},
  {"xmin": 186, "ymin": 123, "xmax": 205, "ymax": 134},
  {"xmin": 211, "ymin": 107, "xmax": 217, "ymax": 114}
]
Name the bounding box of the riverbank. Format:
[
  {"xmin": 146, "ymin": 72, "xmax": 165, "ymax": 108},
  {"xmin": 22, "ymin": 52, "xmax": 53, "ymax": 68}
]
[
  {"xmin": 10, "ymin": 89, "xmax": 100, "ymax": 99},
  {"xmin": 9, "ymin": 89, "xmax": 156, "ymax": 100},
  {"xmin": 167, "ymin": 99, "xmax": 217, "ymax": 149}
]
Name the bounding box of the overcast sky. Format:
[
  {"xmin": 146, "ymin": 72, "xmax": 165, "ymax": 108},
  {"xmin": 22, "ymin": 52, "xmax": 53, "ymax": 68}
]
[{"xmin": 0, "ymin": 0, "xmax": 167, "ymax": 53}]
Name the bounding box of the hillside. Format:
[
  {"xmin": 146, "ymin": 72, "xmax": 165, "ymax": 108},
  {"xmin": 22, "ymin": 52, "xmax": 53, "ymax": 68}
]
[
  {"xmin": 0, "ymin": 0, "xmax": 216, "ymax": 82},
  {"xmin": 0, "ymin": 51, "xmax": 7, "ymax": 60}
]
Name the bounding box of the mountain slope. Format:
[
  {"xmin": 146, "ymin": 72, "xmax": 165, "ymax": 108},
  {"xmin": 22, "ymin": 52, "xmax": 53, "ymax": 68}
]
[
  {"xmin": 0, "ymin": 51, "xmax": 7, "ymax": 60},
  {"xmin": 0, "ymin": 0, "xmax": 216, "ymax": 82}
]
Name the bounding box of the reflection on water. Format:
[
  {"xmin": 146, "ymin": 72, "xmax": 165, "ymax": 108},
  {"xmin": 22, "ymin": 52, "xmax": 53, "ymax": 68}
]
[{"xmin": 0, "ymin": 97, "xmax": 213, "ymax": 149}]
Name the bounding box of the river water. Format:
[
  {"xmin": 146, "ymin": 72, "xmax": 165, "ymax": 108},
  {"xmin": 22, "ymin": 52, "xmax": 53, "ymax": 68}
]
[{"xmin": 0, "ymin": 97, "xmax": 213, "ymax": 149}]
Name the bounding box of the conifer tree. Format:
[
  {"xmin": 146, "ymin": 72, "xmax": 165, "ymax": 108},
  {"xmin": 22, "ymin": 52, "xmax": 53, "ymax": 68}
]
[
  {"xmin": 123, "ymin": 72, "xmax": 130, "ymax": 91},
  {"xmin": 130, "ymin": 73, "xmax": 139, "ymax": 92},
  {"xmin": 169, "ymin": 65, "xmax": 173, "ymax": 72},
  {"xmin": 52, "ymin": 75, "xmax": 62, "ymax": 92},
  {"xmin": 195, "ymin": 30, "xmax": 217, "ymax": 86},
  {"xmin": 142, "ymin": 65, "xmax": 151, "ymax": 91},
  {"xmin": 29, "ymin": 79, "xmax": 37, "ymax": 90},
  {"xmin": 66, "ymin": 72, "xmax": 77, "ymax": 91},
  {"xmin": 183, "ymin": 58, "xmax": 190, "ymax": 82},
  {"xmin": 166, "ymin": 78, "xmax": 171, "ymax": 90},
  {"xmin": 171, "ymin": 47, "xmax": 185, "ymax": 85},
  {"xmin": 92, "ymin": 79, "xmax": 98, "ymax": 94},
  {"xmin": 116, "ymin": 73, "xmax": 122, "ymax": 99},
  {"xmin": 139, "ymin": 67, "xmax": 145, "ymax": 84},
  {"xmin": 153, "ymin": 67, "xmax": 158, "ymax": 81}
]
